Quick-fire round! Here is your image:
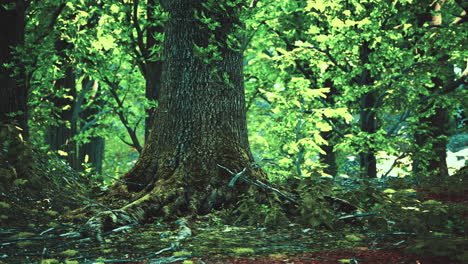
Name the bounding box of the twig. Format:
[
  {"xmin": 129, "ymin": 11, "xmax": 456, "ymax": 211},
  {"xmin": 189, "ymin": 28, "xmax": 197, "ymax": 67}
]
[
  {"xmin": 382, "ymin": 152, "xmax": 408, "ymax": 178},
  {"xmin": 337, "ymin": 212, "xmax": 376, "ymax": 220},
  {"xmin": 217, "ymin": 164, "xmax": 300, "ymax": 205},
  {"xmin": 228, "ymin": 167, "xmax": 247, "ymax": 187},
  {"xmin": 78, "ymin": 246, "xmax": 178, "ymax": 263},
  {"xmin": 102, "ymin": 173, "xmax": 146, "ymax": 186}
]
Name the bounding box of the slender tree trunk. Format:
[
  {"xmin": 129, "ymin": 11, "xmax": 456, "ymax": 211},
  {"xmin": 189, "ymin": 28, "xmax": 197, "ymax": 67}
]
[
  {"xmin": 0, "ymin": 0, "xmax": 28, "ymax": 138},
  {"xmin": 413, "ymin": 106, "xmax": 449, "ymax": 179},
  {"xmin": 80, "ymin": 138, "xmax": 105, "ymax": 174},
  {"xmin": 412, "ymin": 2, "xmax": 451, "ymax": 180},
  {"xmin": 320, "ymin": 130, "xmax": 337, "ymax": 176},
  {"xmin": 319, "ymin": 79, "xmax": 337, "ymax": 177},
  {"xmin": 413, "ymin": 74, "xmax": 450, "ymax": 180},
  {"xmin": 358, "ymin": 42, "xmax": 377, "ymax": 178},
  {"xmin": 45, "ymin": 63, "xmax": 78, "ymax": 168},
  {"xmin": 144, "ymin": 0, "xmax": 163, "ymax": 140},
  {"xmin": 78, "ymin": 79, "xmax": 105, "ymax": 174},
  {"xmin": 85, "ymin": 1, "xmax": 267, "ymax": 232}
]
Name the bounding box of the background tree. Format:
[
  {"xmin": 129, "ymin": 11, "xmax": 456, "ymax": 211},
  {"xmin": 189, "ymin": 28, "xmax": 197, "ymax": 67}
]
[{"xmin": 0, "ymin": 0, "xmax": 28, "ymax": 138}]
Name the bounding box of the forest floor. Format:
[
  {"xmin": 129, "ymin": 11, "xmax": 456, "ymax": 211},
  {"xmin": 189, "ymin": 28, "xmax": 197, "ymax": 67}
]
[
  {"xmin": 0, "ymin": 217, "xmax": 463, "ymax": 264},
  {"xmin": 1, "ymin": 127, "xmax": 465, "ymax": 263},
  {"xmin": 1, "ymin": 185, "xmax": 465, "ymax": 264}
]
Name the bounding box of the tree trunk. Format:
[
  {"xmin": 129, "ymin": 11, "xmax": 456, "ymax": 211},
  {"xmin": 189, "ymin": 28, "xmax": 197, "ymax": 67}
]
[
  {"xmin": 320, "ymin": 130, "xmax": 337, "ymax": 176},
  {"xmin": 45, "ymin": 64, "xmax": 78, "ymax": 168},
  {"xmin": 78, "ymin": 79, "xmax": 105, "ymax": 175},
  {"xmin": 413, "ymin": 110, "xmax": 449, "ymax": 179},
  {"xmin": 319, "ymin": 79, "xmax": 338, "ymax": 177},
  {"xmin": 85, "ymin": 1, "xmax": 266, "ymax": 232},
  {"xmin": 412, "ymin": 2, "xmax": 451, "ymax": 180},
  {"xmin": 80, "ymin": 138, "xmax": 105, "ymax": 174},
  {"xmin": 358, "ymin": 42, "xmax": 377, "ymax": 178},
  {"xmin": 144, "ymin": 0, "xmax": 163, "ymax": 140},
  {"xmin": 0, "ymin": 0, "xmax": 28, "ymax": 138},
  {"xmin": 413, "ymin": 79, "xmax": 450, "ymax": 180}
]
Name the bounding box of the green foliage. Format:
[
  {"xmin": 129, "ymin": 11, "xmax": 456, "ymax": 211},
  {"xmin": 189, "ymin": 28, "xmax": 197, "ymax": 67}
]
[
  {"xmin": 233, "ymin": 194, "xmax": 289, "ymax": 228},
  {"xmin": 59, "ymin": 249, "xmax": 79, "ymax": 257},
  {"xmin": 298, "ymin": 177, "xmax": 337, "ymax": 228},
  {"xmin": 231, "ymin": 247, "xmax": 255, "ymax": 256}
]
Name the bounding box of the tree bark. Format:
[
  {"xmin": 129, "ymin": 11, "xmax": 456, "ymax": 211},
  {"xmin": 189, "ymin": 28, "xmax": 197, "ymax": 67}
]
[
  {"xmin": 78, "ymin": 79, "xmax": 105, "ymax": 175},
  {"xmin": 45, "ymin": 65, "xmax": 78, "ymax": 168},
  {"xmin": 319, "ymin": 79, "xmax": 338, "ymax": 177},
  {"xmin": 144, "ymin": 0, "xmax": 163, "ymax": 140},
  {"xmin": 413, "ymin": 106, "xmax": 449, "ymax": 179},
  {"xmin": 412, "ymin": 2, "xmax": 452, "ymax": 180},
  {"xmin": 358, "ymin": 42, "xmax": 377, "ymax": 178},
  {"xmin": 0, "ymin": 0, "xmax": 28, "ymax": 138},
  {"xmin": 85, "ymin": 0, "xmax": 266, "ymax": 232}
]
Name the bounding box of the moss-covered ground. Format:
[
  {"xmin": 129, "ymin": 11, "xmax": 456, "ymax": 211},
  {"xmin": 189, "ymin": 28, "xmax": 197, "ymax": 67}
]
[{"xmin": 1, "ymin": 210, "xmax": 463, "ymax": 264}]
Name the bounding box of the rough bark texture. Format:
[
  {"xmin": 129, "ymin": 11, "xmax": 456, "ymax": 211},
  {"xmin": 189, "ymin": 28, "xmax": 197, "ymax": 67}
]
[
  {"xmin": 85, "ymin": 1, "xmax": 266, "ymax": 232},
  {"xmin": 0, "ymin": 0, "xmax": 27, "ymax": 138}
]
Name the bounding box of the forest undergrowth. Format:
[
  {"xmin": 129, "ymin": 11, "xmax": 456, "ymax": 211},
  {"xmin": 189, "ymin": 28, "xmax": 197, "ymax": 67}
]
[{"xmin": 1, "ymin": 126, "xmax": 466, "ymax": 264}]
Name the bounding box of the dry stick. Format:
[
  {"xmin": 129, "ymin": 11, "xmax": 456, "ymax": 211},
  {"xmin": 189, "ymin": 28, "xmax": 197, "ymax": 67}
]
[
  {"xmin": 217, "ymin": 164, "xmax": 300, "ymax": 205},
  {"xmin": 382, "ymin": 152, "xmax": 408, "ymax": 178},
  {"xmin": 102, "ymin": 173, "xmax": 146, "ymax": 187},
  {"xmin": 337, "ymin": 212, "xmax": 377, "ymax": 220},
  {"xmin": 76, "ymin": 246, "xmax": 180, "ymax": 264}
]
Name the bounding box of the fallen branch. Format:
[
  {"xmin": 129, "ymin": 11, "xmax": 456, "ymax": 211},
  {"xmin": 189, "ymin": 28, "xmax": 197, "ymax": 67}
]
[
  {"xmin": 78, "ymin": 246, "xmax": 180, "ymax": 264},
  {"xmin": 337, "ymin": 212, "xmax": 377, "ymax": 220},
  {"xmin": 217, "ymin": 164, "xmax": 300, "ymax": 205},
  {"xmin": 382, "ymin": 152, "xmax": 408, "ymax": 178}
]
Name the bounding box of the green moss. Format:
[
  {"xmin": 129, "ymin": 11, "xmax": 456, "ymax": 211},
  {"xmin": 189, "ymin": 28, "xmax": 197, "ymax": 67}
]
[
  {"xmin": 101, "ymin": 248, "xmax": 116, "ymax": 254},
  {"xmin": 173, "ymin": 250, "xmax": 192, "ymax": 257},
  {"xmin": 0, "ymin": 202, "xmax": 11, "ymax": 209},
  {"xmin": 45, "ymin": 210, "xmax": 59, "ymax": 216},
  {"xmin": 345, "ymin": 234, "xmax": 362, "ymax": 242},
  {"xmin": 231, "ymin": 247, "xmax": 255, "ymax": 255},
  {"xmin": 13, "ymin": 179, "xmax": 28, "ymax": 185},
  {"xmin": 64, "ymin": 261, "xmax": 79, "ymax": 264},
  {"xmin": 10, "ymin": 232, "xmax": 35, "ymax": 238},
  {"xmin": 48, "ymin": 222, "xmax": 59, "ymax": 227},
  {"xmin": 93, "ymin": 257, "xmax": 107, "ymax": 264},
  {"xmin": 182, "ymin": 261, "xmax": 194, "ymax": 264},
  {"xmin": 17, "ymin": 241, "xmax": 34, "ymax": 247},
  {"xmin": 40, "ymin": 259, "xmax": 60, "ymax": 264},
  {"xmin": 136, "ymin": 244, "xmax": 151, "ymax": 249},
  {"xmin": 59, "ymin": 249, "xmax": 79, "ymax": 257},
  {"xmin": 0, "ymin": 215, "xmax": 8, "ymax": 220}
]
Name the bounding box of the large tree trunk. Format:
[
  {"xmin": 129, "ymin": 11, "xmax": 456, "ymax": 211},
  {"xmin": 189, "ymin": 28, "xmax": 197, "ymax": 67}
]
[
  {"xmin": 0, "ymin": 0, "xmax": 28, "ymax": 138},
  {"xmin": 85, "ymin": 0, "xmax": 266, "ymax": 232}
]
